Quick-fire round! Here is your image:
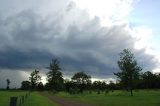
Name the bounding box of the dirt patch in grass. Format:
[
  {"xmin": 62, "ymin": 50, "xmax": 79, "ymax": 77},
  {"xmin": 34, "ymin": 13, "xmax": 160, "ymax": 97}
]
[{"xmin": 39, "ymin": 92, "xmax": 93, "ymax": 106}]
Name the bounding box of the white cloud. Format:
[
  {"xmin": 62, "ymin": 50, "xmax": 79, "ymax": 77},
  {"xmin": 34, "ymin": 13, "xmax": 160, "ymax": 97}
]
[
  {"xmin": 130, "ymin": 26, "xmax": 160, "ymax": 72},
  {"xmin": 131, "ymin": 26, "xmax": 153, "ymax": 50},
  {"xmin": 72, "ymin": 0, "xmax": 135, "ymax": 18},
  {"xmin": 72, "ymin": 0, "xmax": 138, "ymax": 26}
]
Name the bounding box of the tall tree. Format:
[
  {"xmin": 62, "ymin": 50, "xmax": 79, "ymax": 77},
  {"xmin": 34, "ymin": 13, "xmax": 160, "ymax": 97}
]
[
  {"xmin": 6, "ymin": 79, "xmax": 10, "ymax": 90},
  {"xmin": 29, "ymin": 70, "xmax": 41, "ymax": 90},
  {"xmin": 46, "ymin": 59, "xmax": 64, "ymax": 91},
  {"xmin": 72, "ymin": 71, "xmax": 91, "ymax": 93},
  {"xmin": 114, "ymin": 49, "xmax": 142, "ymax": 96}
]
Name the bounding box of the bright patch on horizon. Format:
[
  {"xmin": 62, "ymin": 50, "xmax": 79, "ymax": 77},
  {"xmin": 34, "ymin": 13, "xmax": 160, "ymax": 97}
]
[
  {"xmin": 41, "ymin": 76, "xmax": 47, "ymax": 84},
  {"xmin": 152, "ymin": 68, "xmax": 160, "ymax": 74}
]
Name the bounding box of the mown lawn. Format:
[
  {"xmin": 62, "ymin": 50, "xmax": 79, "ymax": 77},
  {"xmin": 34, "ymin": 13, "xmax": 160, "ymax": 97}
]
[
  {"xmin": 0, "ymin": 91, "xmax": 58, "ymax": 106},
  {"xmin": 55, "ymin": 90, "xmax": 160, "ymax": 106}
]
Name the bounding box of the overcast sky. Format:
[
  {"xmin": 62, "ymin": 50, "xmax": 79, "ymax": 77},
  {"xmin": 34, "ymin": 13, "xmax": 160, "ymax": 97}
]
[{"xmin": 0, "ymin": 0, "xmax": 160, "ymax": 88}]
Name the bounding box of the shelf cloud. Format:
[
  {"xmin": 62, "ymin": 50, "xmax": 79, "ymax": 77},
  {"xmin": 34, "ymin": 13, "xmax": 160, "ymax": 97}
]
[{"xmin": 0, "ymin": 0, "xmax": 158, "ymax": 88}]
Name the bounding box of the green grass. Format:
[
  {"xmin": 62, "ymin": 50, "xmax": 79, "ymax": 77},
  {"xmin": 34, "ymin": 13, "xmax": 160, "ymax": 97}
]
[
  {"xmin": 0, "ymin": 91, "xmax": 27, "ymax": 106},
  {"xmin": 24, "ymin": 92, "xmax": 58, "ymax": 106},
  {"xmin": 0, "ymin": 91, "xmax": 58, "ymax": 106},
  {"xmin": 55, "ymin": 90, "xmax": 160, "ymax": 106},
  {"xmin": 1, "ymin": 90, "xmax": 160, "ymax": 106}
]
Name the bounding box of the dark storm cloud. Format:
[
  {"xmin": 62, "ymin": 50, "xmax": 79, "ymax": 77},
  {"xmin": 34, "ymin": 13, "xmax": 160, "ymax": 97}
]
[
  {"xmin": 0, "ymin": 48, "xmax": 53, "ymax": 69},
  {"xmin": 0, "ymin": 3, "xmax": 157, "ymax": 79}
]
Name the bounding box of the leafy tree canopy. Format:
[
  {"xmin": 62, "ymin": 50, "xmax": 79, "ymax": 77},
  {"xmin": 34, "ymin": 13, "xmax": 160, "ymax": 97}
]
[{"xmin": 114, "ymin": 49, "xmax": 142, "ymax": 96}]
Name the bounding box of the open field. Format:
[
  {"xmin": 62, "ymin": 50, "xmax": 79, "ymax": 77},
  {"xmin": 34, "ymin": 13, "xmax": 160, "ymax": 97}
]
[
  {"xmin": 1, "ymin": 90, "xmax": 160, "ymax": 106},
  {"xmin": 54, "ymin": 90, "xmax": 160, "ymax": 106},
  {"xmin": 0, "ymin": 91, "xmax": 58, "ymax": 106}
]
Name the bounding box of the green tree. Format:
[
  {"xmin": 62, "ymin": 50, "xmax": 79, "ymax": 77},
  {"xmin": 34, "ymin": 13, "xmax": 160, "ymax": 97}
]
[
  {"xmin": 64, "ymin": 79, "xmax": 75, "ymax": 94},
  {"xmin": 72, "ymin": 71, "xmax": 91, "ymax": 93},
  {"xmin": 114, "ymin": 49, "xmax": 142, "ymax": 96},
  {"xmin": 37, "ymin": 82, "xmax": 44, "ymax": 91},
  {"xmin": 21, "ymin": 81, "xmax": 31, "ymax": 90},
  {"xmin": 108, "ymin": 81, "xmax": 116, "ymax": 92},
  {"xmin": 29, "ymin": 70, "xmax": 41, "ymax": 90},
  {"xmin": 46, "ymin": 59, "xmax": 64, "ymax": 91},
  {"xmin": 141, "ymin": 71, "xmax": 158, "ymax": 89}
]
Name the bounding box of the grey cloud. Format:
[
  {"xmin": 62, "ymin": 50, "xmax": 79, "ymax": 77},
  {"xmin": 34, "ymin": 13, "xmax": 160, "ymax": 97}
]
[
  {"xmin": 0, "ymin": 48, "xmax": 53, "ymax": 69},
  {"xmin": 0, "ymin": 2, "xmax": 157, "ymax": 80},
  {"xmin": 0, "ymin": 0, "xmax": 70, "ymax": 17},
  {"xmin": 0, "ymin": 70, "xmax": 28, "ymax": 88}
]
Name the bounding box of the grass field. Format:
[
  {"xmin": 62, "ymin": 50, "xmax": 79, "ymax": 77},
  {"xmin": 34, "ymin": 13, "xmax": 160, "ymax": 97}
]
[
  {"xmin": 55, "ymin": 90, "xmax": 160, "ymax": 106},
  {"xmin": 24, "ymin": 92, "xmax": 58, "ymax": 106},
  {"xmin": 0, "ymin": 91, "xmax": 58, "ymax": 106},
  {"xmin": 0, "ymin": 91, "xmax": 27, "ymax": 106},
  {"xmin": 1, "ymin": 90, "xmax": 160, "ymax": 106}
]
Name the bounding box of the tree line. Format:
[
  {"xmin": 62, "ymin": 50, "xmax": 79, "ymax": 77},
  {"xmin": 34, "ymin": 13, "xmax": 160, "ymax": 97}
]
[{"xmin": 5, "ymin": 49, "xmax": 160, "ymax": 96}]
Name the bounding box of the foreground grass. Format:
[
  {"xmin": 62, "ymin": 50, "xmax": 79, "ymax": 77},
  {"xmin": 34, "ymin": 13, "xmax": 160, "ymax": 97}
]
[
  {"xmin": 1, "ymin": 90, "xmax": 160, "ymax": 106},
  {"xmin": 0, "ymin": 91, "xmax": 58, "ymax": 106},
  {"xmin": 0, "ymin": 91, "xmax": 27, "ymax": 106},
  {"xmin": 55, "ymin": 90, "xmax": 160, "ymax": 106},
  {"xmin": 24, "ymin": 92, "xmax": 58, "ymax": 106}
]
